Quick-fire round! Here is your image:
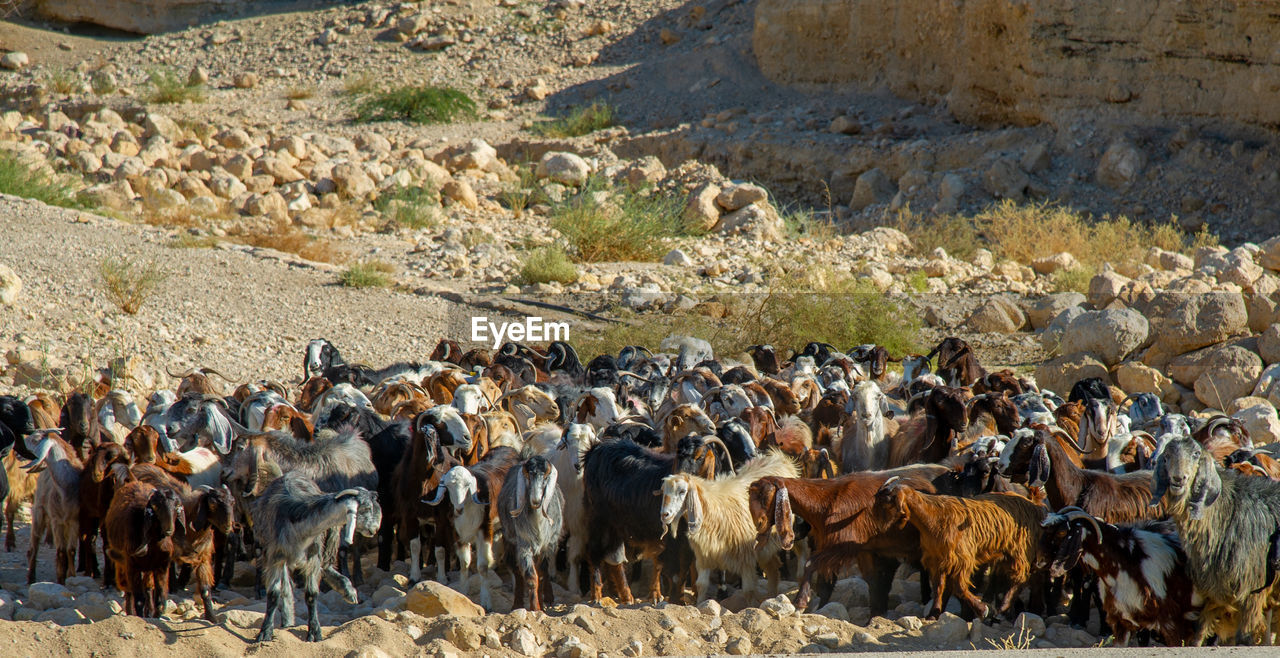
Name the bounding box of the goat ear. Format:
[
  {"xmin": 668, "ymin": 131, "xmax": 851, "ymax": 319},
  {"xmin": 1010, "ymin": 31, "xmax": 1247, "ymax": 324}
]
[
  {"xmin": 1187, "ymin": 455, "xmax": 1222, "ymax": 520},
  {"xmin": 134, "ymin": 506, "xmax": 154, "ymax": 555},
  {"xmin": 1149, "ymin": 447, "xmax": 1170, "ymax": 508},
  {"xmin": 195, "ymin": 495, "xmax": 210, "ymax": 531},
  {"xmin": 509, "ymin": 468, "xmax": 526, "ymax": 518},
  {"xmin": 685, "ymin": 486, "xmax": 704, "ymax": 534},
  {"xmin": 1050, "ymin": 527, "xmax": 1085, "ymax": 576},
  {"xmin": 1027, "ymin": 443, "xmax": 1050, "ymax": 488}
]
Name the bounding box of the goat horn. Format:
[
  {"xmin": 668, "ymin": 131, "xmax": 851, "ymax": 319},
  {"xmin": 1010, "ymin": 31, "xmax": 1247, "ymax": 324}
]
[
  {"xmin": 879, "ymin": 475, "xmax": 902, "ymax": 491},
  {"xmin": 165, "ymin": 366, "xmax": 196, "ymax": 379},
  {"xmin": 1049, "ymin": 426, "xmax": 1092, "ymax": 454},
  {"xmin": 1062, "ymin": 509, "xmax": 1103, "ymax": 537},
  {"xmin": 335, "ymin": 488, "xmax": 360, "ymax": 500},
  {"xmin": 422, "ymin": 484, "xmax": 447, "ymax": 506},
  {"xmin": 199, "ymin": 367, "xmax": 239, "ymax": 383},
  {"xmin": 702, "ymin": 437, "xmax": 736, "ymax": 476},
  {"xmin": 616, "ymin": 370, "xmax": 653, "ymax": 383}
]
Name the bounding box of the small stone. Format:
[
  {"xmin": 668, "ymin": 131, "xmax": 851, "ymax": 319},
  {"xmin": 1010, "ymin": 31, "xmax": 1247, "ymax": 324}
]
[
  {"xmin": 536, "ymin": 151, "xmax": 591, "ymax": 186},
  {"xmin": 696, "ymin": 599, "xmax": 722, "ymax": 616},
  {"xmin": 897, "ymin": 615, "xmax": 923, "ymax": 631},
  {"xmin": 815, "ymin": 601, "xmax": 849, "ymax": 621},
  {"xmin": 1, "ymin": 52, "xmax": 30, "ymax": 70},
  {"xmin": 233, "ymin": 72, "xmax": 259, "ymax": 89},
  {"xmin": 850, "ymin": 168, "xmax": 895, "ymax": 210},
  {"xmin": 716, "ymin": 182, "xmax": 769, "ymax": 212},
  {"xmin": 725, "ymin": 637, "xmax": 751, "ymax": 655},
  {"xmin": 684, "ymin": 182, "xmax": 721, "ymax": 231},
  {"xmin": 760, "ymin": 594, "xmax": 796, "ymax": 618},
  {"xmin": 829, "ymin": 115, "xmax": 862, "ymax": 135},
  {"xmin": 664, "ymin": 249, "xmax": 694, "ymax": 266},
  {"xmin": 188, "ymin": 66, "xmax": 209, "ymax": 86},
  {"xmin": 557, "ymin": 636, "xmax": 593, "ymax": 658},
  {"xmin": 442, "ymin": 179, "xmax": 478, "ymax": 209},
  {"xmin": 403, "ymin": 581, "xmax": 484, "ymax": 618},
  {"xmin": 660, "ymin": 28, "xmax": 681, "ymax": 45},
  {"xmin": 1097, "ymin": 140, "xmax": 1145, "ymax": 190},
  {"xmin": 0, "ymin": 263, "xmax": 21, "ymax": 306},
  {"xmin": 27, "ymin": 582, "xmax": 74, "ymax": 610}
]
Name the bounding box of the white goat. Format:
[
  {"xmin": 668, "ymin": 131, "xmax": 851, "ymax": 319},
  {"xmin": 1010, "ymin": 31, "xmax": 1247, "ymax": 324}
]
[
  {"xmin": 424, "ymin": 466, "xmax": 497, "ymax": 609},
  {"xmin": 844, "ymin": 381, "xmax": 892, "ymax": 472},
  {"xmin": 658, "ymin": 451, "xmax": 799, "ymax": 603},
  {"xmin": 548, "ymin": 423, "xmax": 599, "ymax": 594}
]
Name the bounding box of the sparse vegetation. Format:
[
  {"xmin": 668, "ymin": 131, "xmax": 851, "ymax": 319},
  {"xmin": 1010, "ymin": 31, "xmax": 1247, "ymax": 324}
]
[
  {"xmin": 339, "ymin": 259, "xmax": 395, "ymax": 288},
  {"xmin": 352, "ymin": 85, "xmax": 478, "ymax": 125},
  {"xmin": 167, "ymin": 233, "xmax": 220, "ymax": 249},
  {"xmin": 98, "ymin": 256, "xmax": 169, "ymax": 315},
  {"xmin": 0, "ymin": 151, "xmax": 86, "ymax": 209},
  {"xmin": 498, "ymin": 166, "xmax": 549, "ymax": 218},
  {"xmin": 342, "ymin": 72, "xmax": 378, "ymax": 97},
  {"xmin": 894, "ymin": 201, "xmax": 1218, "ymax": 269},
  {"xmin": 519, "ymin": 245, "xmax": 580, "ymax": 285},
  {"xmin": 47, "ymin": 69, "xmax": 80, "ymax": 95},
  {"xmin": 781, "ymin": 206, "xmax": 837, "ymax": 241},
  {"xmin": 530, "ymin": 103, "xmax": 616, "ymax": 138},
  {"xmin": 285, "ymin": 85, "xmax": 316, "ymax": 100},
  {"xmin": 1051, "ymin": 265, "xmax": 1095, "ymax": 293},
  {"xmin": 229, "ymin": 224, "xmax": 349, "ymax": 264},
  {"xmin": 373, "ymin": 184, "xmax": 440, "ymax": 229},
  {"xmin": 551, "ymin": 179, "xmax": 693, "ymax": 262},
  {"xmin": 145, "ymin": 68, "xmax": 206, "ymax": 104},
  {"xmin": 576, "ymin": 268, "xmax": 921, "ymax": 359},
  {"xmin": 906, "ymin": 269, "xmax": 930, "ymax": 292}
]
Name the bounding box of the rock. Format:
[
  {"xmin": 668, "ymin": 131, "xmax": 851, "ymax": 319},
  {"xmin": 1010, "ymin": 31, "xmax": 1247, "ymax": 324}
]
[
  {"xmin": 659, "ymin": 28, "xmax": 681, "ymax": 45},
  {"xmin": 1, "ymin": 52, "xmax": 29, "ymax": 70},
  {"xmin": 815, "ymin": 601, "xmax": 849, "ymax": 621},
  {"xmin": 508, "ymin": 627, "xmax": 540, "ymax": 656},
  {"xmin": 1034, "ymin": 352, "xmax": 1110, "ymax": 395},
  {"xmin": 142, "ymin": 113, "xmax": 181, "ymax": 141},
  {"xmin": 964, "ymin": 298, "xmax": 1026, "ymax": 333},
  {"xmin": 1087, "ymin": 268, "xmax": 1131, "ymax": 307},
  {"xmin": 216, "ymin": 129, "xmax": 253, "ymax": 150},
  {"xmin": 0, "ymin": 263, "xmax": 21, "ymax": 306},
  {"xmin": 760, "ymin": 594, "xmax": 797, "ymax": 617},
  {"xmin": 935, "ymin": 173, "xmax": 965, "ymax": 211},
  {"xmin": 1096, "ymin": 140, "xmax": 1145, "ymax": 190},
  {"xmin": 684, "ymin": 183, "xmax": 721, "ymax": 231},
  {"xmin": 1235, "ymin": 402, "xmax": 1280, "ymax": 444},
  {"xmin": 1031, "ymin": 252, "xmax": 1079, "ymax": 275},
  {"xmin": 27, "ymin": 582, "xmax": 74, "ymax": 610},
  {"xmin": 1261, "ymin": 325, "xmax": 1280, "ymax": 364},
  {"xmin": 1059, "ymin": 309, "xmax": 1149, "ymax": 366},
  {"xmin": 255, "ymin": 156, "xmax": 304, "ymax": 184},
  {"xmin": 982, "ymin": 157, "xmax": 1029, "ymax": 201},
  {"xmin": 442, "ymin": 179, "xmax": 478, "ymax": 210},
  {"xmin": 444, "ymin": 621, "xmax": 482, "ymax": 651},
  {"xmin": 233, "ymin": 72, "xmax": 259, "ymax": 89},
  {"xmin": 897, "ymin": 615, "xmax": 924, "ymax": 631},
  {"xmin": 663, "ymin": 249, "xmax": 693, "ymax": 267},
  {"xmin": 850, "ymin": 168, "xmax": 895, "ymax": 209},
  {"xmin": 1014, "ymin": 612, "xmax": 1046, "ymax": 637},
  {"xmin": 557, "ymin": 637, "xmax": 592, "ymax": 658},
  {"xmin": 1021, "ymin": 143, "xmax": 1051, "ymax": 173},
  {"xmin": 814, "ymin": 632, "xmax": 841, "ymax": 649},
  {"xmin": 725, "ymin": 637, "xmax": 752, "ymax": 655},
  {"xmin": 221, "ymin": 608, "xmax": 264, "ymax": 629},
  {"xmin": 404, "ymin": 581, "xmax": 484, "ymax": 618},
  {"xmin": 1261, "ymin": 235, "xmax": 1280, "ymax": 272},
  {"xmin": 1194, "ymin": 346, "xmax": 1262, "ymax": 408},
  {"xmin": 188, "ymin": 66, "xmax": 209, "ymax": 86},
  {"xmin": 1150, "ymin": 292, "xmax": 1248, "ymax": 357},
  {"xmin": 716, "ymin": 183, "xmax": 769, "ymax": 212},
  {"xmin": 536, "ymin": 152, "xmax": 591, "ymax": 186},
  {"xmin": 829, "ymin": 115, "xmax": 862, "ymax": 134},
  {"xmin": 714, "ymin": 203, "xmax": 783, "ymax": 240},
  {"xmin": 524, "ymin": 79, "xmax": 551, "ymax": 101},
  {"xmin": 922, "ymin": 612, "xmax": 970, "ymax": 646},
  {"xmin": 0, "ymin": 591, "xmax": 14, "ymax": 621},
  {"xmin": 1115, "ymin": 361, "xmax": 1178, "ymax": 402},
  {"xmin": 36, "ymin": 608, "xmax": 86, "ymax": 625},
  {"xmin": 621, "ymin": 156, "xmax": 666, "ymax": 188},
  {"xmin": 1026, "ymin": 293, "xmax": 1085, "ymax": 330},
  {"xmin": 243, "ymin": 192, "xmax": 287, "ymax": 220},
  {"xmin": 1254, "ymin": 364, "xmax": 1280, "ymax": 399},
  {"xmin": 332, "ymin": 163, "xmax": 376, "ymax": 199},
  {"xmin": 696, "ymin": 599, "xmax": 722, "ymax": 616}
]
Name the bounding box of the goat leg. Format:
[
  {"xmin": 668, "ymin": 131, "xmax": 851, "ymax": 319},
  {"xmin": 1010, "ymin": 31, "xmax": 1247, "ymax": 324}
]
[
  {"xmin": 588, "ymin": 564, "xmax": 603, "ymax": 602},
  {"xmin": 257, "ymin": 588, "xmax": 279, "ymax": 642},
  {"xmin": 304, "ymin": 581, "xmax": 323, "ymax": 642},
  {"xmin": 376, "ymin": 523, "xmax": 394, "ymax": 572},
  {"xmin": 513, "ymin": 563, "xmax": 528, "ymax": 611},
  {"xmin": 200, "ymin": 583, "xmax": 217, "ymax": 624},
  {"xmin": 605, "ymin": 562, "xmax": 634, "ymax": 604},
  {"xmin": 539, "ymin": 560, "xmax": 554, "ymax": 607}
]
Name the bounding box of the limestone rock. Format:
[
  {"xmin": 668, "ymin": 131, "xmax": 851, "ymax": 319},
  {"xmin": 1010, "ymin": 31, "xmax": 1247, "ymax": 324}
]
[
  {"xmin": 1260, "ymin": 324, "xmax": 1280, "ymax": 364},
  {"xmin": 1087, "ymin": 269, "xmax": 1131, "ymax": 308},
  {"xmin": 508, "ymin": 627, "xmax": 540, "ymax": 656},
  {"xmin": 1233, "ymin": 403, "xmax": 1280, "ymax": 444},
  {"xmin": 34, "ymin": 0, "xmax": 244, "ymax": 34},
  {"xmin": 1031, "ymin": 252, "xmax": 1079, "ymax": 275},
  {"xmin": 442, "ymin": 179, "xmax": 478, "ymax": 210},
  {"xmin": 1059, "ymin": 308, "xmax": 1149, "ymax": 366},
  {"xmin": 713, "ymin": 203, "xmax": 783, "ymax": 240},
  {"xmin": 404, "ymin": 581, "xmax": 483, "ymax": 618},
  {"xmin": 850, "ymin": 168, "xmax": 894, "ymax": 209},
  {"xmin": 982, "ymin": 157, "xmax": 1029, "ymax": 201},
  {"xmin": 1026, "ymin": 293, "xmax": 1084, "ymax": 330},
  {"xmin": 1, "ymin": 52, "xmax": 29, "ymax": 70},
  {"xmin": 715, "ymin": 183, "xmax": 768, "ymax": 212},
  {"xmin": 1034, "ymin": 353, "xmax": 1110, "ymax": 396},
  {"xmin": 1150, "ymin": 292, "xmax": 1248, "ymax": 357},
  {"xmin": 1194, "ymin": 346, "xmax": 1262, "ymax": 408},
  {"xmin": 1114, "ymin": 361, "xmax": 1177, "ymax": 403},
  {"xmin": 684, "ymin": 183, "xmax": 721, "ymax": 231},
  {"xmin": 333, "ymin": 163, "xmax": 376, "ymax": 199},
  {"xmin": 964, "ymin": 298, "xmax": 1026, "ymax": 333},
  {"xmin": 536, "ymin": 152, "xmax": 591, "ymax": 186},
  {"xmin": 0, "ymin": 263, "xmax": 22, "ymax": 306},
  {"xmin": 27, "ymin": 582, "xmax": 74, "ymax": 610},
  {"xmin": 1096, "ymin": 140, "xmax": 1145, "ymax": 190}
]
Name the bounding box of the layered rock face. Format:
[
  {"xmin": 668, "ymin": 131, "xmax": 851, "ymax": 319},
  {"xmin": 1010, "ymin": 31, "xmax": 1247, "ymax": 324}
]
[
  {"xmin": 35, "ymin": 0, "xmax": 244, "ymax": 34},
  {"xmin": 754, "ymin": 0, "xmax": 1280, "ymax": 126}
]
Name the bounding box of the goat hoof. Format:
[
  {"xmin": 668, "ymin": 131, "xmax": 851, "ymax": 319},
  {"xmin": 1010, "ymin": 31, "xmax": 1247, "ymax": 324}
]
[
  {"xmin": 255, "ymin": 630, "xmax": 274, "ymax": 643},
  {"xmin": 306, "ymin": 629, "xmax": 323, "ymax": 642}
]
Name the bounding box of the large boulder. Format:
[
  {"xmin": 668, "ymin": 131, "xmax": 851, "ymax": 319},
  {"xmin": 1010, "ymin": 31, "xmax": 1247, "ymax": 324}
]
[
  {"xmin": 1193, "ymin": 346, "xmax": 1262, "ymax": 409},
  {"xmin": 1145, "ymin": 292, "xmax": 1248, "ymax": 365},
  {"xmin": 1034, "ymin": 353, "xmax": 1110, "ymax": 396},
  {"xmin": 1058, "ymin": 309, "xmax": 1148, "ymax": 366},
  {"xmin": 1114, "ymin": 361, "xmax": 1178, "ymax": 403},
  {"xmin": 963, "ymin": 298, "xmax": 1026, "ymax": 333},
  {"xmin": 34, "ymin": 0, "xmax": 246, "ymax": 34},
  {"xmin": 1025, "ymin": 293, "xmax": 1085, "ymax": 330},
  {"xmin": 1233, "ymin": 402, "xmax": 1280, "ymax": 444}
]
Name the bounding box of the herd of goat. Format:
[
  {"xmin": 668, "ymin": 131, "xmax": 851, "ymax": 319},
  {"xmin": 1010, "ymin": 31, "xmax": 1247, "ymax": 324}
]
[{"xmin": 0, "ymin": 335, "xmax": 1279, "ymax": 646}]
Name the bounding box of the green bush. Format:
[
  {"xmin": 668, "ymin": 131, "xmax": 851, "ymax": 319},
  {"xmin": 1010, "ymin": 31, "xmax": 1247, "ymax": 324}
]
[
  {"xmin": 0, "ymin": 151, "xmax": 85, "ymax": 209},
  {"xmin": 339, "ymin": 260, "xmax": 395, "ymax": 288},
  {"xmin": 145, "ymin": 68, "xmax": 206, "ymax": 104},
  {"xmin": 551, "ymin": 179, "xmax": 691, "ymax": 262},
  {"xmin": 99, "ymin": 256, "xmax": 169, "ymax": 315},
  {"xmin": 529, "ymin": 103, "xmax": 616, "ymax": 138},
  {"xmin": 353, "ymin": 86, "xmax": 477, "ymax": 125},
  {"xmin": 374, "ymin": 185, "xmax": 440, "ymax": 229},
  {"xmin": 519, "ymin": 246, "xmax": 579, "ymax": 285}
]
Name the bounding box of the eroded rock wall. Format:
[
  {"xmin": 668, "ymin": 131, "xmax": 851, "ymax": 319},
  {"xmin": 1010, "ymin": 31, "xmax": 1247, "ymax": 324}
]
[
  {"xmin": 754, "ymin": 0, "xmax": 1280, "ymax": 126},
  {"xmin": 34, "ymin": 0, "xmax": 245, "ymax": 35}
]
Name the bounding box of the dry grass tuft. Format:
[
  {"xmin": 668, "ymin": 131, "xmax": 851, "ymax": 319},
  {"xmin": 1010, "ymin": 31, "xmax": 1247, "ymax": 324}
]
[
  {"xmin": 551, "ymin": 178, "xmax": 692, "ymax": 263},
  {"xmin": 519, "ymin": 245, "xmax": 579, "ymax": 285},
  {"xmin": 893, "ymin": 201, "xmax": 1217, "ymax": 268},
  {"xmin": 98, "ymin": 256, "xmax": 169, "ymax": 315},
  {"xmin": 229, "ymin": 224, "xmax": 349, "ymax": 264},
  {"xmin": 339, "ymin": 260, "xmax": 395, "ymax": 288}
]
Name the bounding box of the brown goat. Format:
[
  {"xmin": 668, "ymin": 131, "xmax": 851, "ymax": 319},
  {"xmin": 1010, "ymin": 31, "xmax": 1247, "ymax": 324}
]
[
  {"xmin": 760, "ymin": 378, "xmax": 801, "ymax": 416},
  {"xmin": 760, "ymin": 416, "xmax": 814, "ymax": 460},
  {"xmin": 371, "ymin": 381, "xmax": 427, "ymax": 416},
  {"xmin": 426, "ymin": 370, "xmax": 469, "ymax": 405},
  {"xmin": 972, "ymin": 369, "xmax": 1024, "ymax": 397},
  {"xmin": 3, "ymin": 450, "xmax": 38, "ymax": 552},
  {"xmin": 391, "ymin": 417, "xmax": 462, "ymax": 583},
  {"xmin": 27, "ymin": 393, "xmax": 61, "ymax": 430},
  {"xmin": 59, "ymin": 392, "xmax": 99, "ymax": 462},
  {"xmin": 748, "ymin": 463, "xmax": 949, "ymax": 613},
  {"xmin": 262, "ymin": 404, "xmax": 314, "ymax": 442},
  {"xmin": 662, "ymin": 404, "xmax": 716, "ymax": 453},
  {"xmin": 296, "ymin": 376, "xmax": 333, "ymax": 413},
  {"xmin": 130, "ymin": 464, "xmax": 235, "ymax": 623},
  {"xmin": 873, "ymin": 482, "xmax": 1044, "ymax": 619},
  {"xmin": 104, "ymin": 480, "xmax": 186, "ymax": 617},
  {"xmin": 77, "ymin": 442, "xmax": 131, "ymax": 583},
  {"xmin": 888, "ymin": 386, "xmax": 972, "ymax": 467},
  {"xmin": 458, "ymin": 412, "xmax": 492, "ymax": 466},
  {"xmin": 125, "ymin": 425, "xmax": 162, "ymax": 464}
]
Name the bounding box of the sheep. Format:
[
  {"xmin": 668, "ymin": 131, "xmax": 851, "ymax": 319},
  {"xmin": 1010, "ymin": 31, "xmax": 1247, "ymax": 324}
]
[
  {"xmin": 658, "ymin": 451, "xmax": 799, "ymax": 603},
  {"xmin": 498, "ymin": 454, "xmax": 564, "ymax": 612},
  {"xmin": 104, "ymin": 481, "xmax": 186, "ymax": 617},
  {"xmin": 872, "ymin": 478, "xmax": 1044, "ymax": 619},
  {"xmin": 422, "ymin": 447, "xmax": 519, "ymax": 610},
  {"xmin": 1039, "ymin": 508, "xmax": 1200, "ymax": 646},
  {"xmin": 843, "ymin": 380, "xmax": 893, "ymax": 472},
  {"xmin": 1151, "ymin": 436, "xmax": 1280, "ymax": 645},
  {"xmin": 251, "ymin": 472, "xmax": 380, "ymax": 642},
  {"xmin": 24, "ymin": 430, "xmax": 84, "ymax": 584}
]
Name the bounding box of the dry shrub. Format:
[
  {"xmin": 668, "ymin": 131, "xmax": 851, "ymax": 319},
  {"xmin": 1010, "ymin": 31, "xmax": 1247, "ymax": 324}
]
[
  {"xmin": 229, "ymin": 224, "xmax": 349, "ymax": 264},
  {"xmin": 98, "ymin": 256, "xmax": 168, "ymax": 315},
  {"xmin": 894, "ymin": 201, "xmax": 1218, "ymax": 268}
]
